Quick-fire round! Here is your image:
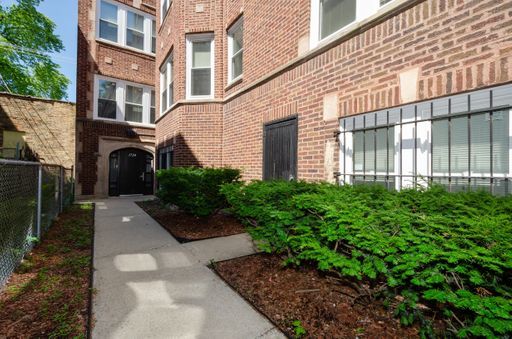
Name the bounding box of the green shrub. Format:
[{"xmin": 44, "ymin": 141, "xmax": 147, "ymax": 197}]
[
  {"xmin": 157, "ymin": 167, "xmax": 241, "ymax": 217},
  {"xmin": 221, "ymin": 181, "xmax": 512, "ymax": 337}
]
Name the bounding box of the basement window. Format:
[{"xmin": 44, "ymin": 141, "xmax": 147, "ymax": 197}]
[
  {"xmin": 97, "ymin": 0, "xmax": 155, "ymax": 55},
  {"xmin": 94, "ymin": 75, "xmax": 155, "ymax": 126},
  {"xmin": 338, "ymin": 84, "xmax": 512, "ymax": 195},
  {"xmin": 227, "ymin": 17, "xmax": 243, "ymax": 83},
  {"xmin": 186, "ymin": 34, "xmax": 214, "ymax": 99},
  {"xmin": 310, "ymin": 0, "xmax": 396, "ymax": 48}
]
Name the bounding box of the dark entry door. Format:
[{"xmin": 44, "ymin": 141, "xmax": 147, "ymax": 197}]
[
  {"xmin": 263, "ymin": 117, "xmax": 298, "ymax": 180},
  {"xmin": 109, "ymin": 148, "xmax": 154, "ymax": 196}
]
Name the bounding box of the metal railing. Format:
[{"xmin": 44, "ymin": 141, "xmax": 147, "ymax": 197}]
[{"xmin": 0, "ymin": 159, "xmax": 74, "ymax": 287}]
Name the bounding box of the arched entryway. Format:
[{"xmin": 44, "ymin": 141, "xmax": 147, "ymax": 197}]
[{"xmin": 109, "ymin": 148, "xmax": 154, "ymax": 196}]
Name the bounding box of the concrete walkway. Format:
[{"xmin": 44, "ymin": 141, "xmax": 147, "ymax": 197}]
[{"xmin": 92, "ymin": 196, "xmax": 284, "ymax": 339}]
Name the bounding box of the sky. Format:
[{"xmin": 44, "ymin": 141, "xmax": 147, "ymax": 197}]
[{"xmin": 2, "ymin": 0, "xmax": 78, "ymax": 102}]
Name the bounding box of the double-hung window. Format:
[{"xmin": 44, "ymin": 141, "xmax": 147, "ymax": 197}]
[
  {"xmin": 126, "ymin": 12, "xmax": 145, "ymax": 50},
  {"xmin": 94, "ymin": 76, "xmax": 155, "ymax": 125},
  {"xmin": 125, "ymin": 85, "xmax": 144, "ymax": 123},
  {"xmin": 150, "ymin": 90, "xmax": 156, "ymax": 123},
  {"xmin": 186, "ymin": 34, "xmax": 214, "ymax": 99},
  {"xmin": 227, "ymin": 18, "xmax": 243, "ymax": 83},
  {"xmin": 97, "ymin": 0, "xmax": 155, "ymax": 54},
  {"xmin": 159, "ymin": 146, "xmax": 173, "ymax": 170},
  {"xmin": 151, "ymin": 20, "xmax": 156, "ymax": 54},
  {"xmin": 98, "ymin": 80, "xmax": 117, "ymax": 119},
  {"xmin": 311, "ymin": 0, "xmax": 396, "ymax": 47},
  {"xmin": 160, "ymin": 53, "xmax": 174, "ymax": 114},
  {"xmin": 339, "ymin": 85, "xmax": 512, "ymax": 195},
  {"xmin": 99, "ymin": 1, "xmax": 118, "ymax": 43}
]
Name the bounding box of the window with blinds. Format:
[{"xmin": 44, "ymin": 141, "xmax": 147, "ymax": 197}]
[{"xmin": 339, "ymin": 84, "xmax": 512, "ymax": 195}]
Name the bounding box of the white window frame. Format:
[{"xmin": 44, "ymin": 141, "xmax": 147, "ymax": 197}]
[
  {"xmin": 161, "ymin": 0, "xmax": 172, "ymax": 23},
  {"xmin": 227, "ymin": 17, "xmax": 243, "ymax": 84},
  {"xmin": 160, "ymin": 53, "xmax": 174, "ymax": 115},
  {"xmin": 310, "ymin": 0, "xmax": 396, "ymax": 49},
  {"xmin": 93, "ymin": 75, "xmax": 155, "ymax": 126},
  {"xmin": 96, "ymin": 0, "xmax": 156, "ymax": 55},
  {"xmin": 186, "ymin": 33, "xmax": 215, "ymax": 100}
]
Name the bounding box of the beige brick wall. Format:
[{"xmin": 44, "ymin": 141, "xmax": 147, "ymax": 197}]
[{"xmin": 0, "ymin": 93, "xmax": 76, "ymax": 168}]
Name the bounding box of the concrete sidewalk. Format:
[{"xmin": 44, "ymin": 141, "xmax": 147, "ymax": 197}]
[{"xmin": 91, "ymin": 196, "xmax": 284, "ymax": 339}]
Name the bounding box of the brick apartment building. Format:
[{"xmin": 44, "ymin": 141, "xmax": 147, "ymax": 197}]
[
  {"xmin": 79, "ymin": 0, "xmax": 512, "ymax": 197},
  {"xmin": 76, "ymin": 0, "xmax": 157, "ymax": 197},
  {"xmin": 155, "ymin": 0, "xmax": 512, "ymax": 193}
]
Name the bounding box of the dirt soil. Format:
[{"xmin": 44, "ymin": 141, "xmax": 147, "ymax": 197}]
[
  {"xmin": 137, "ymin": 199, "xmax": 245, "ymax": 242},
  {"xmin": 0, "ymin": 204, "xmax": 94, "ymax": 338},
  {"xmin": 214, "ymin": 254, "xmax": 422, "ymax": 339}
]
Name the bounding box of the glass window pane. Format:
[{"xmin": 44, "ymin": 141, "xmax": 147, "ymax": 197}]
[
  {"xmin": 126, "ymin": 85, "xmax": 143, "ymax": 104},
  {"xmin": 232, "ymin": 26, "xmax": 243, "ymax": 54},
  {"xmin": 151, "ymin": 20, "xmax": 156, "ymax": 53},
  {"xmin": 432, "ymin": 119, "xmax": 449, "ymax": 174},
  {"xmin": 470, "ymin": 113, "xmax": 491, "ymax": 174},
  {"xmin": 100, "ymin": 20, "xmax": 118, "ymax": 42},
  {"xmin": 353, "ymin": 131, "xmax": 364, "ymax": 173},
  {"xmin": 365, "ymin": 131, "xmax": 375, "ymax": 173},
  {"xmin": 320, "ymin": 0, "xmax": 356, "ymax": 39},
  {"xmin": 125, "ymin": 104, "xmax": 143, "ymax": 123},
  {"xmin": 191, "ymin": 68, "xmax": 211, "ymax": 96},
  {"xmin": 161, "ymin": 89, "xmax": 167, "ymax": 112},
  {"xmin": 232, "ymin": 52, "xmax": 243, "ymax": 79},
  {"xmin": 99, "ymin": 80, "xmax": 116, "ymax": 100},
  {"xmin": 98, "ymin": 99, "xmax": 116, "ymax": 119},
  {"xmin": 100, "ymin": 1, "xmax": 117, "ymax": 22},
  {"xmin": 388, "ymin": 127, "xmax": 395, "ymax": 172},
  {"xmin": 150, "ymin": 90, "xmax": 155, "ymax": 106},
  {"xmin": 492, "ymin": 110, "xmax": 509, "ymax": 174},
  {"xmin": 127, "ymin": 29, "xmax": 144, "ymax": 50},
  {"xmin": 192, "ymin": 41, "xmax": 211, "ymax": 68},
  {"xmin": 127, "ymin": 12, "xmax": 144, "ymax": 31},
  {"xmin": 380, "ymin": 0, "xmax": 393, "ymax": 5},
  {"xmin": 376, "ymin": 129, "xmax": 387, "ymax": 172},
  {"xmin": 451, "ymin": 117, "xmax": 468, "ymax": 174},
  {"xmin": 168, "ymin": 82, "xmax": 174, "ymax": 105}
]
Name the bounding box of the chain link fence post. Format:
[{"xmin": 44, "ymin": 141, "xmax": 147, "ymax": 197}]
[{"xmin": 36, "ymin": 163, "xmax": 42, "ymax": 239}]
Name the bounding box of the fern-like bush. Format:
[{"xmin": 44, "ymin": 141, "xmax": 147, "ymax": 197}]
[
  {"xmin": 156, "ymin": 167, "xmax": 240, "ymax": 217},
  {"xmin": 221, "ymin": 181, "xmax": 512, "ymax": 337}
]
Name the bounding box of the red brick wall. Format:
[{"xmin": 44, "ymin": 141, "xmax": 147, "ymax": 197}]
[
  {"xmin": 77, "ymin": 0, "xmax": 156, "ymax": 196},
  {"xmin": 156, "ymin": 0, "xmax": 512, "ymax": 181}
]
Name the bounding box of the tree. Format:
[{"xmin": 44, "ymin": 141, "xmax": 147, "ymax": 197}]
[{"xmin": 0, "ymin": 0, "xmax": 70, "ymax": 100}]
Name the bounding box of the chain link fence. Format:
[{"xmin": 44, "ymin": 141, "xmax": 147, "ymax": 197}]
[{"xmin": 0, "ymin": 159, "xmax": 74, "ymax": 287}]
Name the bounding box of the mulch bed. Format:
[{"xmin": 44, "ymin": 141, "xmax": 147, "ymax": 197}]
[
  {"xmin": 214, "ymin": 253, "xmax": 422, "ymax": 338},
  {"xmin": 0, "ymin": 203, "xmax": 94, "ymax": 338},
  {"xmin": 136, "ymin": 199, "xmax": 245, "ymax": 242}
]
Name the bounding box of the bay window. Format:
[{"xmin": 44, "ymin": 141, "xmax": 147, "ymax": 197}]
[
  {"xmin": 97, "ymin": 0, "xmax": 155, "ymax": 54},
  {"xmin": 94, "ymin": 76, "xmax": 155, "ymax": 125},
  {"xmin": 228, "ymin": 18, "xmax": 243, "ymax": 83},
  {"xmin": 186, "ymin": 34, "xmax": 214, "ymax": 99},
  {"xmin": 339, "ymin": 85, "xmax": 512, "ymax": 195},
  {"xmin": 150, "ymin": 90, "xmax": 156, "ymax": 124},
  {"xmin": 311, "ymin": 0, "xmax": 396, "ymax": 47},
  {"xmin": 159, "ymin": 146, "xmax": 173, "ymax": 170}
]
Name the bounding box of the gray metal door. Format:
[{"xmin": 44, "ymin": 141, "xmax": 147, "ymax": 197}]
[{"xmin": 263, "ymin": 117, "xmax": 298, "ymax": 180}]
